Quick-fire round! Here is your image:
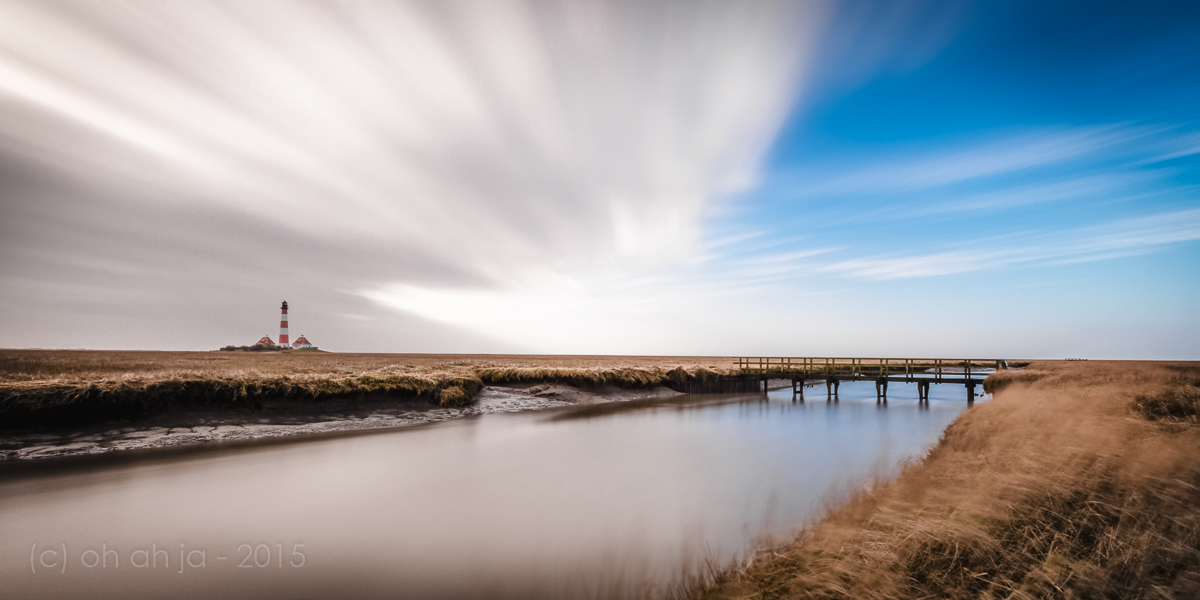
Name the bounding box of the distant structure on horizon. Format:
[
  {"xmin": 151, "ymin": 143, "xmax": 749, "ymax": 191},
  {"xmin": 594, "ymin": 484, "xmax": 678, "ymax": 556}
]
[
  {"xmin": 224, "ymin": 302, "xmax": 316, "ymax": 351},
  {"xmin": 279, "ymin": 301, "xmax": 289, "ymax": 346},
  {"xmin": 270, "ymin": 301, "xmax": 317, "ymax": 349}
]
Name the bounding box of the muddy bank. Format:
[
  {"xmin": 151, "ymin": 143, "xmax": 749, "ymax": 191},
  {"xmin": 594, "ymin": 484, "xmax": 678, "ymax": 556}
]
[
  {"xmin": 0, "ymin": 374, "xmax": 486, "ymax": 431},
  {"xmin": 0, "ymin": 350, "xmax": 738, "ymax": 433},
  {"xmin": 0, "ymin": 383, "xmax": 682, "ymax": 461}
]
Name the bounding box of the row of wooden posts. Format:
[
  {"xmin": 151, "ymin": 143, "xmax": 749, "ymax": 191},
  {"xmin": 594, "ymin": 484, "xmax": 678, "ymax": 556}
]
[
  {"xmin": 783, "ymin": 376, "xmax": 950, "ymax": 405},
  {"xmin": 735, "ymin": 357, "xmax": 1007, "ymax": 404}
]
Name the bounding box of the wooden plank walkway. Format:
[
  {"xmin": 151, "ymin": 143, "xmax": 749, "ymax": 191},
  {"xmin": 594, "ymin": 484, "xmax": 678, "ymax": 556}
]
[{"xmin": 732, "ymin": 357, "xmax": 1009, "ymax": 404}]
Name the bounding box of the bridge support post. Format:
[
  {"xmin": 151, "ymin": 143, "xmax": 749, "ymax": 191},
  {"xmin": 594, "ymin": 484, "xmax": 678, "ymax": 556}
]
[
  {"xmin": 875, "ymin": 379, "xmax": 888, "ymax": 404},
  {"xmin": 917, "ymin": 381, "xmax": 930, "ymax": 405},
  {"xmin": 826, "ymin": 378, "xmax": 839, "ymax": 402},
  {"xmin": 792, "ymin": 378, "xmax": 804, "ymax": 402},
  {"xmin": 967, "ymin": 382, "xmax": 976, "ymax": 405}
]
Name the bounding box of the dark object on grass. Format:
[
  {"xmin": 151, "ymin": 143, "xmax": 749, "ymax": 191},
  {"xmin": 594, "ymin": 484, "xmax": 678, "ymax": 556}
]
[{"xmin": 1133, "ymin": 385, "xmax": 1200, "ymax": 422}]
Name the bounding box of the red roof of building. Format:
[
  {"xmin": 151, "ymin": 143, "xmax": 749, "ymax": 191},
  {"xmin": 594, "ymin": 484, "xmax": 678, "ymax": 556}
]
[
  {"xmin": 256, "ymin": 336, "xmax": 275, "ymax": 346},
  {"xmin": 292, "ymin": 336, "xmax": 311, "ymax": 345}
]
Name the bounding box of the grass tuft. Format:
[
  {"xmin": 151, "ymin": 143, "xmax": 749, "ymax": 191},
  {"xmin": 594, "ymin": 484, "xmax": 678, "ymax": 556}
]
[
  {"xmin": 435, "ymin": 377, "xmax": 485, "ymax": 408},
  {"xmin": 1132, "ymin": 385, "xmax": 1200, "ymax": 422},
  {"xmin": 981, "ymin": 368, "xmax": 1044, "ymax": 393}
]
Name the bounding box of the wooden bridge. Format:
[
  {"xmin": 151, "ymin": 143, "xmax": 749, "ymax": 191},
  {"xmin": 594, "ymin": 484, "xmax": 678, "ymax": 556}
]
[{"xmin": 732, "ymin": 357, "xmax": 1008, "ymax": 404}]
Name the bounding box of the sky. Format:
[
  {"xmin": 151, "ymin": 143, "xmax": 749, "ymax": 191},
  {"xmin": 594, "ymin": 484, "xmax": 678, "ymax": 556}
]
[{"xmin": 0, "ymin": 0, "xmax": 1197, "ymax": 359}]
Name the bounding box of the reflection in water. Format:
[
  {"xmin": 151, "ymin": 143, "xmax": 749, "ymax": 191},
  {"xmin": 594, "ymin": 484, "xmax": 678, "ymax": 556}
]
[{"xmin": 0, "ymin": 381, "xmax": 984, "ymax": 599}]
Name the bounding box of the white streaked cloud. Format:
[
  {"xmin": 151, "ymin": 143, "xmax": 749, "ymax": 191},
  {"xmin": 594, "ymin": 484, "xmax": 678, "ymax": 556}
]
[
  {"xmin": 0, "ymin": 0, "xmax": 843, "ymax": 352},
  {"xmin": 820, "ymin": 208, "xmax": 1200, "ymax": 279},
  {"xmin": 0, "ymin": 0, "xmax": 827, "ymax": 274},
  {"xmin": 912, "ymin": 171, "xmax": 1174, "ymax": 215},
  {"xmin": 760, "ymin": 125, "xmax": 1170, "ymax": 205}
]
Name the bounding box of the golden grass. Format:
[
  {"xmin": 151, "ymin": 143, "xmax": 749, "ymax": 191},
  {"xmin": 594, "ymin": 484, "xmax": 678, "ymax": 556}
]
[
  {"xmin": 690, "ymin": 361, "xmax": 1200, "ymax": 599},
  {"xmin": 0, "ymin": 350, "xmax": 736, "ymax": 429},
  {"xmin": 0, "ymin": 350, "xmax": 734, "ymax": 383},
  {"xmin": 1132, "ymin": 368, "xmax": 1200, "ymax": 423}
]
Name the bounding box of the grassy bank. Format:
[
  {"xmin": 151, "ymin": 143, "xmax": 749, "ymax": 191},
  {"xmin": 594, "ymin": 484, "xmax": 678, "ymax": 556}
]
[
  {"xmin": 691, "ymin": 361, "xmax": 1200, "ymax": 599},
  {"xmin": 0, "ymin": 350, "xmax": 735, "ymax": 430}
]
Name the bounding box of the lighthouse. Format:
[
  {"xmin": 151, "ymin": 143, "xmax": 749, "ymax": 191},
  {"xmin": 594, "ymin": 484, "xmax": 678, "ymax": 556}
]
[{"xmin": 279, "ymin": 301, "xmax": 289, "ymax": 346}]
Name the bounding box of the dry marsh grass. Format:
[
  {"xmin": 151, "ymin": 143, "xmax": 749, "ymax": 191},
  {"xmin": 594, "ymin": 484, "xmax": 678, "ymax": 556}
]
[
  {"xmin": 1133, "ymin": 385, "xmax": 1200, "ymax": 422},
  {"xmin": 1131, "ymin": 367, "xmax": 1200, "ymax": 423},
  {"xmin": 691, "ymin": 361, "xmax": 1200, "ymax": 599},
  {"xmin": 0, "ymin": 350, "xmax": 735, "ymax": 430},
  {"xmin": 0, "ymin": 350, "xmax": 733, "ymax": 383}
]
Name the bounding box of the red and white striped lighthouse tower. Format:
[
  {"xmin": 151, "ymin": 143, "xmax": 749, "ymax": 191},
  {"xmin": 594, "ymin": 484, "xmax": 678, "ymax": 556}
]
[{"xmin": 279, "ymin": 301, "xmax": 289, "ymax": 347}]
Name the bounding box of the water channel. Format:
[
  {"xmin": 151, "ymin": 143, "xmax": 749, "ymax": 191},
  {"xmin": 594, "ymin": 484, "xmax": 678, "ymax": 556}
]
[{"xmin": 1, "ymin": 380, "xmax": 987, "ymax": 599}]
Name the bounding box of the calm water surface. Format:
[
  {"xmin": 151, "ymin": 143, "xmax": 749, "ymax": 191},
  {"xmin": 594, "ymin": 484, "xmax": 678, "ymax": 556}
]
[{"xmin": 0, "ymin": 381, "xmax": 985, "ymax": 599}]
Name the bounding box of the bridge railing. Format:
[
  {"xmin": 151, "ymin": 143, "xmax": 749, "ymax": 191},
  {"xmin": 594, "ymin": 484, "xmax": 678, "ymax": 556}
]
[{"xmin": 733, "ymin": 357, "xmax": 1006, "ymax": 381}]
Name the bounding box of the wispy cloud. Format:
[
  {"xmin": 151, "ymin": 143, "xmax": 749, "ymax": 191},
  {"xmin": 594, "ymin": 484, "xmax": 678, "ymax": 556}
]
[
  {"xmin": 762, "ymin": 125, "xmax": 1169, "ymax": 205},
  {"xmin": 820, "ymin": 208, "xmax": 1200, "ymax": 279},
  {"xmin": 914, "ymin": 171, "xmax": 1178, "ymax": 215}
]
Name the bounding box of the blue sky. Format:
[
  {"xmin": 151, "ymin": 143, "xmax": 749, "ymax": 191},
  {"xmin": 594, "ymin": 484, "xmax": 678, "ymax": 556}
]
[
  {"xmin": 697, "ymin": 0, "xmax": 1200, "ymax": 358},
  {"xmin": 0, "ymin": 0, "xmax": 1196, "ymax": 358}
]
